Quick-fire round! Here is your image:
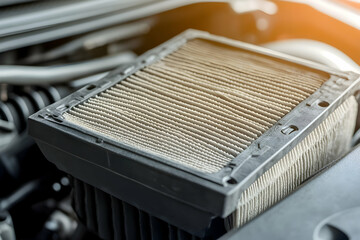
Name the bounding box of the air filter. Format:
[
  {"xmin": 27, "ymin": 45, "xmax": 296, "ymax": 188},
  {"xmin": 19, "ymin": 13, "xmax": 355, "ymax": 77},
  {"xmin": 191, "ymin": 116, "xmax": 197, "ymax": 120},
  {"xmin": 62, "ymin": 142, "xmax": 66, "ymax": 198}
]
[
  {"xmin": 63, "ymin": 39, "xmax": 328, "ymax": 173},
  {"xmin": 29, "ymin": 30, "xmax": 360, "ymax": 239}
]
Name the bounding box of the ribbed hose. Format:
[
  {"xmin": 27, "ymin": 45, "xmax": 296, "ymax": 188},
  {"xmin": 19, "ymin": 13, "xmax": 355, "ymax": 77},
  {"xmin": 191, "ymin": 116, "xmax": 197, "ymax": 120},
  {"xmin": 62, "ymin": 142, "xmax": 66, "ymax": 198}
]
[{"xmin": 0, "ymin": 86, "xmax": 68, "ymax": 133}]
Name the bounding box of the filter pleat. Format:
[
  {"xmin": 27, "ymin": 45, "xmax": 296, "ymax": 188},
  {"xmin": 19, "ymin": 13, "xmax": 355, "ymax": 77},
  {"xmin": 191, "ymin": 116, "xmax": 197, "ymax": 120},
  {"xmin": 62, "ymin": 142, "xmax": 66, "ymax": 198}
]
[{"xmin": 64, "ymin": 39, "xmax": 327, "ymax": 173}]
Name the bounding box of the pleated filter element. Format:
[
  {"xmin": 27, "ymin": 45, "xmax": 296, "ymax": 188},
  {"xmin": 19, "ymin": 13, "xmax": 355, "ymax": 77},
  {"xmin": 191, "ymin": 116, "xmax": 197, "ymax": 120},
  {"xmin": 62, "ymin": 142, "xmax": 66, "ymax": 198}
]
[{"xmin": 63, "ymin": 39, "xmax": 329, "ymax": 173}]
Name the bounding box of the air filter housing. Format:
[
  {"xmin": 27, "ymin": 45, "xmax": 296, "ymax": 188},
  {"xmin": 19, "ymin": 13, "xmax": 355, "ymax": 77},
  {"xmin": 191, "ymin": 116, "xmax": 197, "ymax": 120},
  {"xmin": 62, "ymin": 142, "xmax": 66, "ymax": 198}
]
[{"xmin": 29, "ymin": 30, "xmax": 360, "ymax": 239}]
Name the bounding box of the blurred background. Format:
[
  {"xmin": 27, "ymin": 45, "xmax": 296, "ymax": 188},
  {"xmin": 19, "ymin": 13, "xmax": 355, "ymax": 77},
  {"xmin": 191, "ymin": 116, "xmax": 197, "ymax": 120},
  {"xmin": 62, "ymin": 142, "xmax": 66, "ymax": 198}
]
[{"xmin": 0, "ymin": 0, "xmax": 359, "ymax": 239}]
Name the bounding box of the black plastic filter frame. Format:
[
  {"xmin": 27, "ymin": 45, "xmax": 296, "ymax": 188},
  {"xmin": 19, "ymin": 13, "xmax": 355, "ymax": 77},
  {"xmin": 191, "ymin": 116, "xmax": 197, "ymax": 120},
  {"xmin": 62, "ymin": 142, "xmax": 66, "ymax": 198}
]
[{"xmin": 29, "ymin": 30, "xmax": 360, "ymax": 236}]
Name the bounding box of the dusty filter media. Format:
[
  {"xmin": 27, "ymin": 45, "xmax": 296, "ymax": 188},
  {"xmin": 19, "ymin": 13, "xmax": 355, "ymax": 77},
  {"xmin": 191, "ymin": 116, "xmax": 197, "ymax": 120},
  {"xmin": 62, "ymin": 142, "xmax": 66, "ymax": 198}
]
[{"xmin": 64, "ymin": 39, "xmax": 329, "ymax": 173}]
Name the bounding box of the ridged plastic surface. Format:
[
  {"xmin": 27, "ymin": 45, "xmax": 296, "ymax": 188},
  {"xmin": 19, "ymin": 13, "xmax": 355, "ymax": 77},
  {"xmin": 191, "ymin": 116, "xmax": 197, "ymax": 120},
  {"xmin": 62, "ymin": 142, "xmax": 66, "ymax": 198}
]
[
  {"xmin": 72, "ymin": 178, "xmax": 206, "ymax": 240},
  {"xmin": 64, "ymin": 39, "xmax": 328, "ymax": 173}
]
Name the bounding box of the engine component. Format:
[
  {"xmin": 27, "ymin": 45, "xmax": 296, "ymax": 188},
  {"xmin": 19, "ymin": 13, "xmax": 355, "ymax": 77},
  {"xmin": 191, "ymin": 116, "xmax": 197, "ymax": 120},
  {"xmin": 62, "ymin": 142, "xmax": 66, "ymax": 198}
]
[
  {"xmin": 0, "ymin": 0, "xmax": 190, "ymax": 53},
  {"xmin": 0, "ymin": 211, "xmax": 15, "ymax": 240},
  {"xmin": 29, "ymin": 30, "xmax": 360, "ymax": 239},
  {"xmin": 0, "ymin": 53, "xmax": 135, "ymax": 85},
  {"xmin": 0, "ymin": 86, "xmax": 67, "ymax": 134},
  {"xmin": 263, "ymin": 39, "xmax": 360, "ymax": 73}
]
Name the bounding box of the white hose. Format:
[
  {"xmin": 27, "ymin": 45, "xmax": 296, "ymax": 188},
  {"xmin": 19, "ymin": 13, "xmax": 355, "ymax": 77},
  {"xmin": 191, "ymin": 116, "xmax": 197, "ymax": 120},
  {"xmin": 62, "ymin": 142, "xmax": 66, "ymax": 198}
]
[
  {"xmin": 263, "ymin": 39, "xmax": 360, "ymax": 73},
  {"xmin": 0, "ymin": 52, "xmax": 135, "ymax": 85}
]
